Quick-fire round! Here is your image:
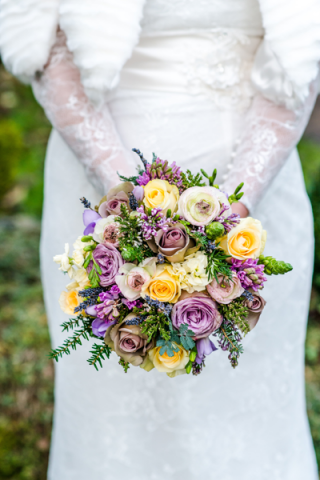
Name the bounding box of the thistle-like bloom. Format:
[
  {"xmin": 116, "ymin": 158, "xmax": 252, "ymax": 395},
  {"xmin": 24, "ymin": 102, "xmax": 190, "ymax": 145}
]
[
  {"xmin": 137, "ymin": 206, "xmax": 171, "ymax": 240},
  {"xmin": 136, "ymin": 157, "xmax": 183, "ymax": 190},
  {"xmin": 231, "ymin": 258, "xmax": 267, "ymax": 291}
]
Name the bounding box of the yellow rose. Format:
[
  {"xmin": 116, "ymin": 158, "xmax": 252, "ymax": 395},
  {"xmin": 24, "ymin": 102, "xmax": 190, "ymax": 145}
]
[
  {"xmin": 141, "ymin": 265, "xmax": 181, "ymax": 303},
  {"xmin": 149, "ymin": 344, "xmax": 189, "ymax": 377},
  {"xmin": 59, "ymin": 290, "xmax": 80, "ymax": 315},
  {"xmin": 143, "ymin": 179, "xmax": 179, "ymax": 214},
  {"xmin": 220, "ymin": 217, "xmax": 267, "ymax": 260}
]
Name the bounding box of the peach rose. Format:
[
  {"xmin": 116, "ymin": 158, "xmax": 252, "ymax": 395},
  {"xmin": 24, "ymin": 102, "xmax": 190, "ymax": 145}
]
[
  {"xmin": 206, "ymin": 272, "xmax": 244, "ymax": 304},
  {"xmin": 59, "ymin": 290, "xmax": 80, "ymax": 315},
  {"xmin": 219, "ymin": 217, "xmax": 267, "ymax": 260},
  {"xmin": 141, "ymin": 264, "xmax": 181, "ymax": 303}
]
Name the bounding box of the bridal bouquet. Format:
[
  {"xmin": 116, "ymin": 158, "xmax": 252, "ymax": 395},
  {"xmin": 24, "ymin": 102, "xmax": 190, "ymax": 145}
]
[{"xmin": 51, "ymin": 149, "xmax": 292, "ymax": 377}]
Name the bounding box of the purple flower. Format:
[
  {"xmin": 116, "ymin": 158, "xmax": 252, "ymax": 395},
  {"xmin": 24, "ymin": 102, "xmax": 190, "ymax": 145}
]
[
  {"xmin": 195, "ymin": 337, "xmax": 217, "ymax": 364},
  {"xmin": 86, "ymin": 290, "xmax": 120, "ymax": 337},
  {"xmin": 121, "ymin": 298, "xmax": 144, "ymax": 310},
  {"xmin": 231, "ymin": 258, "xmax": 267, "ymax": 291},
  {"xmin": 83, "ymin": 210, "xmax": 101, "ymax": 235},
  {"xmin": 171, "ymin": 291, "xmax": 223, "ymax": 340},
  {"xmin": 132, "ymin": 185, "xmax": 144, "ymax": 202},
  {"xmin": 136, "ymin": 158, "xmax": 183, "ymax": 191},
  {"xmin": 92, "ymin": 317, "xmax": 117, "ymax": 338},
  {"xmin": 87, "ymin": 244, "xmax": 124, "ymax": 287}
]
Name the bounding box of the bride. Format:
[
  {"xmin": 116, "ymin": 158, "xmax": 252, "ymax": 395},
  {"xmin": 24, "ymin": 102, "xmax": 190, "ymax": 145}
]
[{"xmin": 1, "ymin": 0, "xmax": 319, "ymax": 478}]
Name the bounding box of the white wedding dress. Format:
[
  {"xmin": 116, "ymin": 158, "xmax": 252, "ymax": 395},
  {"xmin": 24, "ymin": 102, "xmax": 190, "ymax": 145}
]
[{"xmin": 1, "ymin": 0, "xmax": 319, "ymax": 479}]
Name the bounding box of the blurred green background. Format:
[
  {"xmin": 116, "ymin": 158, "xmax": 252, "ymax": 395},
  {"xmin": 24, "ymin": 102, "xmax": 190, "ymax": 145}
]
[{"xmin": 1, "ymin": 59, "xmax": 320, "ymax": 479}]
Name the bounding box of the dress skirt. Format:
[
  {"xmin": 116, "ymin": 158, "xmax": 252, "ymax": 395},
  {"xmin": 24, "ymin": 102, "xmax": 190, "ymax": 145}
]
[{"xmin": 41, "ymin": 90, "xmax": 317, "ymax": 480}]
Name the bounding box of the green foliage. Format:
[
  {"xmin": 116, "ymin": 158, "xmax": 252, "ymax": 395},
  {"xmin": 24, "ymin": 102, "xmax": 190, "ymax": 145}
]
[
  {"xmin": 140, "ymin": 311, "xmax": 170, "ymax": 342},
  {"xmin": 156, "ymin": 339, "xmax": 180, "ymax": 357},
  {"xmin": 228, "ymin": 182, "xmax": 244, "ymax": 204},
  {"xmin": 117, "ymin": 204, "xmax": 154, "ymax": 263},
  {"xmin": 87, "ymin": 343, "xmax": 112, "ymax": 371},
  {"xmin": 218, "ymin": 297, "xmax": 250, "ymax": 336},
  {"xmin": 205, "ymin": 221, "xmax": 225, "ymax": 240},
  {"xmin": 118, "ymin": 358, "xmax": 130, "ymax": 373},
  {"xmin": 181, "ymin": 169, "xmax": 206, "ymax": 189},
  {"xmin": 206, "ymin": 247, "xmax": 232, "ymax": 282},
  {"xmin": 177, "ymin": 324, "xmax": 196, "ymax": 350},
  {"xmin": 200, "ymin": 167, "xmax": 218, "ymax": 187},
  {"xmin": 0, "ymin": 119, "xmax": 23, "ymax": 202},
  {"xmin": 214, "ymin": 320, "xmax": 244, "ymax": 368},
  {"xmin": 49, "ymin": 315, "xmax": 93, "ymax": 362},
  {"xmin": 258, "ymin": 255, "xmax": 293, "ymax": 276}
]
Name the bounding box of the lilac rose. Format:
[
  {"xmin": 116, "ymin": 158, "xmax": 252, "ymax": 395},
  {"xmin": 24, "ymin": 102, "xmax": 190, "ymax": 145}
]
[
  {"xmin": 98, "ymin": 182, "xmax": 134, "ymax": 217},
  {"xmin": 171, "ymin": 291, "xmax": 223, "ymax": 340},
  {"xmin": 243, "ymin": 291, "xmax": 266, "ymax": 330},
  {"xmin": 87, "ymin": 244, "xmax": 124, "ymax": 287}
]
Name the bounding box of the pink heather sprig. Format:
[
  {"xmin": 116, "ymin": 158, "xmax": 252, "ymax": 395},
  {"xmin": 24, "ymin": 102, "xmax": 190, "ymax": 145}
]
[
  {"xmin": 215, "ymin": 203, "xmax": 241, "ymax": 233},
  {"xmin": 231, "ymin": 258, "xmax": 267, "ymax": 291},
  {"xmin": 136, "ymin": 158, "xmax": 183, "ymax": 190},
  {"xmin": 137, "ymin": 206, "xmax": 171, "ymax": 240}
]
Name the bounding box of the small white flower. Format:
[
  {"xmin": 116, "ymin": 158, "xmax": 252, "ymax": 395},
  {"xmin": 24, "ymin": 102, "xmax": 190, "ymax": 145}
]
[
  {"xmin": 172, "ymin": 251, "xmax": 209, "ymax": 293},
  {"xmin": 72, "ymin": 249, "xmax": 85, "ymax": 268},
  {"xmin": 53, "ymin": 244, "xmax": 74, "ymax": 277}
]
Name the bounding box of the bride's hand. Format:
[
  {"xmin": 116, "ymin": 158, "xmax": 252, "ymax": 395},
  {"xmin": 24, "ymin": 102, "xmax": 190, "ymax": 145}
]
[{"xmin": 231, "ymin": 201, "xmax": 249, "ymax": 218}]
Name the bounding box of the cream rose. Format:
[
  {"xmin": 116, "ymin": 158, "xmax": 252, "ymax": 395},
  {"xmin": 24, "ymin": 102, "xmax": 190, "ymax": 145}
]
[
  {"xmin": 143, "ymin": 179, "xmax": 179, "ymax": 214},
  {"xmin": 149, "ymin": 344, "xmax": 189, "ymax": 377},
  {"xmin": 177, "ymin": 186, "xmax": 224, "ymax": 226},
  {"xmin": 219, "ymin": 217, "xmax": 267, "ymax": 260},
  {"xmin": 141, "ymin": 264, "xmax": 181, "ymax": 303}
]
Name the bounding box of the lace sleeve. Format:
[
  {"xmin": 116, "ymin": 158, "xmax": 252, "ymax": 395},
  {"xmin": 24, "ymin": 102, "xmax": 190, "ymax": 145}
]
[
  {"xmin": 222, "ymin": 76, "xmax": 319, "ymax": 212},
  {"xmin": 32, "ymin": 30, "xmax": 137, "ymax": 194}
]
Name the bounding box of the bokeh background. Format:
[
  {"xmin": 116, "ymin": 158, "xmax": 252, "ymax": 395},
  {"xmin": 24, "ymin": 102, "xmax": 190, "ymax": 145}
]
[{"xmin": 1, "ymin": 59, "xmax": 320, "ymax": 479}]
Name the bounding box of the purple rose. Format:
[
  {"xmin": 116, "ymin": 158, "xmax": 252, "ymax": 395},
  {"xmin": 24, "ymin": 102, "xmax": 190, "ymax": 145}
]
[
  {"xmin": 171, "ymin": 291, "xmax": 223, "ymax": 340},
  {"xmin": 98, "ymin": 182, "xmax": 134, "ymax": 217},
  {"xmin": 243, "ymin": 291, "xmax": 266, "ymax": 330},
  {"xmin": 87, "ymin": 244, "xmax": 124, "ymax": 287},
  {"xmin": 195, "ymin": 337, "xmax": 217, "ymax": 364}
]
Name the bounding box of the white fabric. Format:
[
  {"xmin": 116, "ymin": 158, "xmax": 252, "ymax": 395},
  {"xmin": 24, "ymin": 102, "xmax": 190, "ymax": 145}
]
[
  {"xmin": 0, "ymin": 0, "xmax": 59, "ymax": 83},
  {"xmin": 1, "ymin": 0, "xmax": 320, "ymax": 107}
]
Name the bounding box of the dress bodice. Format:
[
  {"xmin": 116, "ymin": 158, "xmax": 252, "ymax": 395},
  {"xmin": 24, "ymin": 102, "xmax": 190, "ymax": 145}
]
[
  {"xmin": 119, "ymin": 0, "xmax": 264, "ymax": 109},
  {"xmin": 141, "ymin": 0, "xmax": 264, "ymax": 36}
]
